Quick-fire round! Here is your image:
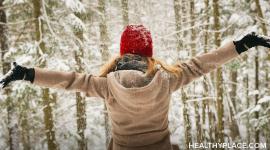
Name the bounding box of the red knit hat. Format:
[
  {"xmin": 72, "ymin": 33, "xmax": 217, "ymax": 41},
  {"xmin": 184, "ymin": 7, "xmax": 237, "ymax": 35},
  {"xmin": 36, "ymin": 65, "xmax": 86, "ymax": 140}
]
[{"xmin": 120, "ymin": 25, "xmax": 153, "ymax": 57}]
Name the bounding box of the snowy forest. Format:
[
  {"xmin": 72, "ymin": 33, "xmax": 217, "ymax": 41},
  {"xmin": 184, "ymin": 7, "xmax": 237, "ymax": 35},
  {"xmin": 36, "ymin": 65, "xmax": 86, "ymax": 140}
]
[{"xmin": 0, "ymin": 0, "xmax": 270, "ymax": 149}]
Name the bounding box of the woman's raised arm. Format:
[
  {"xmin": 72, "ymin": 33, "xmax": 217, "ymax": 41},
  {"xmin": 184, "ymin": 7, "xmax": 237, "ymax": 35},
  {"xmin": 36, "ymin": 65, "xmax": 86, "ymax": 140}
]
[
  {"xmin": 170, "ymin": 32, "xmax": 270, "ymax": 91},
  {"xmin": 0, "ymin": 63, "xmax": 109, "ymax": 99}
]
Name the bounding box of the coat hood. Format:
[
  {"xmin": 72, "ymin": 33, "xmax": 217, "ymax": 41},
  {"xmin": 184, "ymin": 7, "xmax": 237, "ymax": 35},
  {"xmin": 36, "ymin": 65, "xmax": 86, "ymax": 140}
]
[
  {"xmin": 107, "ymin": 70, "xmax": 170, "ymax": 97},
  {"xmin": 112, "ymin": 70, "xmax": 152, "ymax": 88}
]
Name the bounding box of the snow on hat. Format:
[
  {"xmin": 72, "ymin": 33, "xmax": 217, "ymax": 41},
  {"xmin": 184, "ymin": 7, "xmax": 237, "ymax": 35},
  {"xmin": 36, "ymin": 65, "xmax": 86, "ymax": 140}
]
[{"xmin": 120, "ymin": 25, "xmax": 153, "ymax": 57}]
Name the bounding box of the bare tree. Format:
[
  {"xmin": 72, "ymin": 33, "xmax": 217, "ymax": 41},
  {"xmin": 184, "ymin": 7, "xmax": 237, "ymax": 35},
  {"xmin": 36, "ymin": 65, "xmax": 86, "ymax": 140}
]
[
  {"xmin": 173, "ymin": 0, "xmax": 182, "ymax": 52},
  {"xmin": 73, "ymin": 10, "xmax": 87, "ymax": 150},
  {"xmin": 19, "ymin": 89, "xmax": 32, "ymax": 150},
  {"xmin": 121, "ymin": 0, "xmax": 129, "ymax": 26},
  {"xmin": 32, "ymin": 0, "xmax": 57, "ymax": 149},
  {"xmin": 254, "ymin": 48, "xmax": 260, "ymax": 150},
  {"xmin": 0, "ymin": 1, "xmax": 19, "ymax": 149},
  {"xmin": 98, "ymin": 0, "xmax": 110, "ymax": 147},
  {"xmin": 228, "ymin": 69, "xmax": 240, "ymax": 140},
  {"xmin": 173, "ymin": 0, "xmax": 192, "ymax": 148},
  {"xmin": 202, "ymin": 0, "xmax": 212, "ymax": 144},
  {"xmin": 98, "ymin": 0, "xmax": 110, "ymax": 61},
  {"xmin": 189, "ymin": 0, "xmax": 202, "ymax": 144},
  {"xmin": 243, "ymin": 54, "xmax": 250, "ymax": 143},
  {"xmin": 254, "ymin": 0, "xmax": 270, "ymax": 147},
  {"xmin": 212, "ymin": 0, "xmax": 224, "ymax": 144},
  {"xmin": 182, "ymin": 89, "xmax": 192, "ymax": 149}
]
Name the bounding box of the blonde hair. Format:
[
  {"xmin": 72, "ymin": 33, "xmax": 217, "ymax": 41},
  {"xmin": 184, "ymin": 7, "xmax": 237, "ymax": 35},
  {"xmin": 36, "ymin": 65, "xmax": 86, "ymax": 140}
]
[{"xmin": 99, "ymin": 55, "xmax": 181, "ymax": 77}]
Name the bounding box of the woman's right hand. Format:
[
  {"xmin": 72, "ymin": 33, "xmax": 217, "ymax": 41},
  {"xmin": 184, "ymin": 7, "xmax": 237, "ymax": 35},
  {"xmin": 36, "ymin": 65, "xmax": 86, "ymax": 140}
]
[{"xmin": 0, "ymin": 62, "xmax": 34, "ymax": 88}]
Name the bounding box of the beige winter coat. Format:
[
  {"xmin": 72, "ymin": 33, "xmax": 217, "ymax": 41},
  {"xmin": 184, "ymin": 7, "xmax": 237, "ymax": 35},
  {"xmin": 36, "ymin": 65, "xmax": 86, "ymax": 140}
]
[{"xmin": 33, "ymin": 41, "xmax": 238, "ymax": 150}]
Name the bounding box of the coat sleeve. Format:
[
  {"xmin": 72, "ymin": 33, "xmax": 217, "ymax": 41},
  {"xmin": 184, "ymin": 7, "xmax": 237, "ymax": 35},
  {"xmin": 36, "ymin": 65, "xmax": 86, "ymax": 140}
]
[
  {"xmin": 170, "ymin": 41, "xmax": 239, "ymax": 92},
  {"xmin": 33, "ymin": 68, "xmax": 109, "ymax": 99}
]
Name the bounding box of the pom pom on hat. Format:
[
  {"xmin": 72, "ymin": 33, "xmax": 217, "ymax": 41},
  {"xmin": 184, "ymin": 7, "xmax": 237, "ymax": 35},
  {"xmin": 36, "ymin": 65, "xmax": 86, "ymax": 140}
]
[{"xmin": 120, "ymin": 25, "xmax": 153, "ymax": 57}]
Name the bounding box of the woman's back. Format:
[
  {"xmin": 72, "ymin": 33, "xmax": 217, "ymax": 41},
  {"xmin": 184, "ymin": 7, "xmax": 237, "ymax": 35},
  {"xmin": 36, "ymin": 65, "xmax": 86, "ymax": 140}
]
[
  {"xmin": 106, "ymin": 69, "xmax": 172, "ymax": 147},
  {"xmin": 106, "ymin": 69, "xmax": 177, "ymax": 149}
]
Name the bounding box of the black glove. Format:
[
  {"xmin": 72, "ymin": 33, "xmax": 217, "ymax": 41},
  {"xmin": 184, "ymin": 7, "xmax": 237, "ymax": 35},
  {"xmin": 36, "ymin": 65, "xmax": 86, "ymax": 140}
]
[
  {"xmin": 0, "ymin": 62, "xmax": 35, "ymax": 88},
  {"xmin": 233, "ymin": 32, "xmax": 270, "ymax": 54}
]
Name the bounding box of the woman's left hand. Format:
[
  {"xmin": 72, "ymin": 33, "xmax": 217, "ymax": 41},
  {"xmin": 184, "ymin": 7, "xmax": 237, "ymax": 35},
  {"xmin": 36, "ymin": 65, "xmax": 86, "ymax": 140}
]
[
  {"xmin": 233, "ymin": 32, "xmax": 270, "ymax": 54},
  {"xmin": 249, "ymin": 32, "xmax": 270, "ymax": 48}
]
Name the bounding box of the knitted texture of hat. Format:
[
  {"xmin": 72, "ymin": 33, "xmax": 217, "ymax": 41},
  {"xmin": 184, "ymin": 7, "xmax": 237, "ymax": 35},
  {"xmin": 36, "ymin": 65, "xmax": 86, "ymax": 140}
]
[{"xmin": 120, "ymin": 25, "xmax": 153, "ymax": 57}]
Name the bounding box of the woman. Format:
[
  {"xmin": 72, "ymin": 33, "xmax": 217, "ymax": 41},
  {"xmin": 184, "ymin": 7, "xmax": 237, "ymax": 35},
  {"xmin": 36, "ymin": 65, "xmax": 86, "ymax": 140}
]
[{"xmin": 1, "ymin": 25, "xmax": 270, "ymax": 150}]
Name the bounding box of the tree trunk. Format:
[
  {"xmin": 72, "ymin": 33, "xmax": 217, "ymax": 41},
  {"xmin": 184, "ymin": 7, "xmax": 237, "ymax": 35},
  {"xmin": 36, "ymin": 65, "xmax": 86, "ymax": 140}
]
[
  {"xmin": 173, "ymin": 1, "xmax": 192, "ymax": 148},
  {"xmin": 213, "ymin": 0, "xmax": 224, "ymax": 144},
  {"xmin": 98, "ymin": 0, "xmax": 110, "ymax": 61},
  {"xmin": 209, "ymin": 109, "xmax": 216, "ymax": 146},
  {"xmin": 76, "ymin": 92, "xmax": 87, "ymax": 150},
  {"xmin": 121, "ymin": 0, "xmax": 129, "ymax": 27},
  {"xmin": 202, "ymin": 0, "xmax": 212, "ymax": 144},
  {"xmin": 243, "ymin": 54, "xmax": 250, "ymax": 143},
  {"xmin": 189, "ymin": 0, "xmax": 202, "ymax": 144},
  {"xmin": 254, "ymin": 0, "xmax": 268, "ymax": 36},
  {"xmin": 21, "ymin": 113, "xmax": 31, "ymax": 150},
  {"xmin": 98, "ymin": 0, "xmax": 110, "ymax": 147},
  {"xmin": 173, "ymin": 0, "xmax": 182, "ymax": 52},
  {"xmin": 32, "ymin": 0, "xmax": 57, "ymax": 149},
  {"xmin": 254, "ymin": 0, "xmax": 270, "ymax": 146},
  {"xmin": 73, "ymin": 10, "xmax": 87, "ymax": 150},
  {"xmin": 181, "ymin": 0, "xmax": 188, "ymax": 38},
  {"xmin": 0, "ymin": 1, "xmax": 20, "ymax": 149},
  {"xmin": 182, "ymin": 89, "xmax": 192, "ymax": 149},
  {"xmin": 245, "ymin": 75, "xmax": 250, "ymax": 143},
  {"xmin": 228, "ymin": 71, "xmax": 240, "ymax": 140},
  {"xmin": 42, "ymin": 88, "xmax": 57, "ymax": 150},
  {"xmin": 189, "ymin": 0, "xmax": 196, "ymax": 57},
  {"xmin": 20, "ymin": 92, "xmax": 31, "ymax": 150},
  {"xmin": 254, "ymin": 49, "xmax": 260, "ymax": 150}
]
